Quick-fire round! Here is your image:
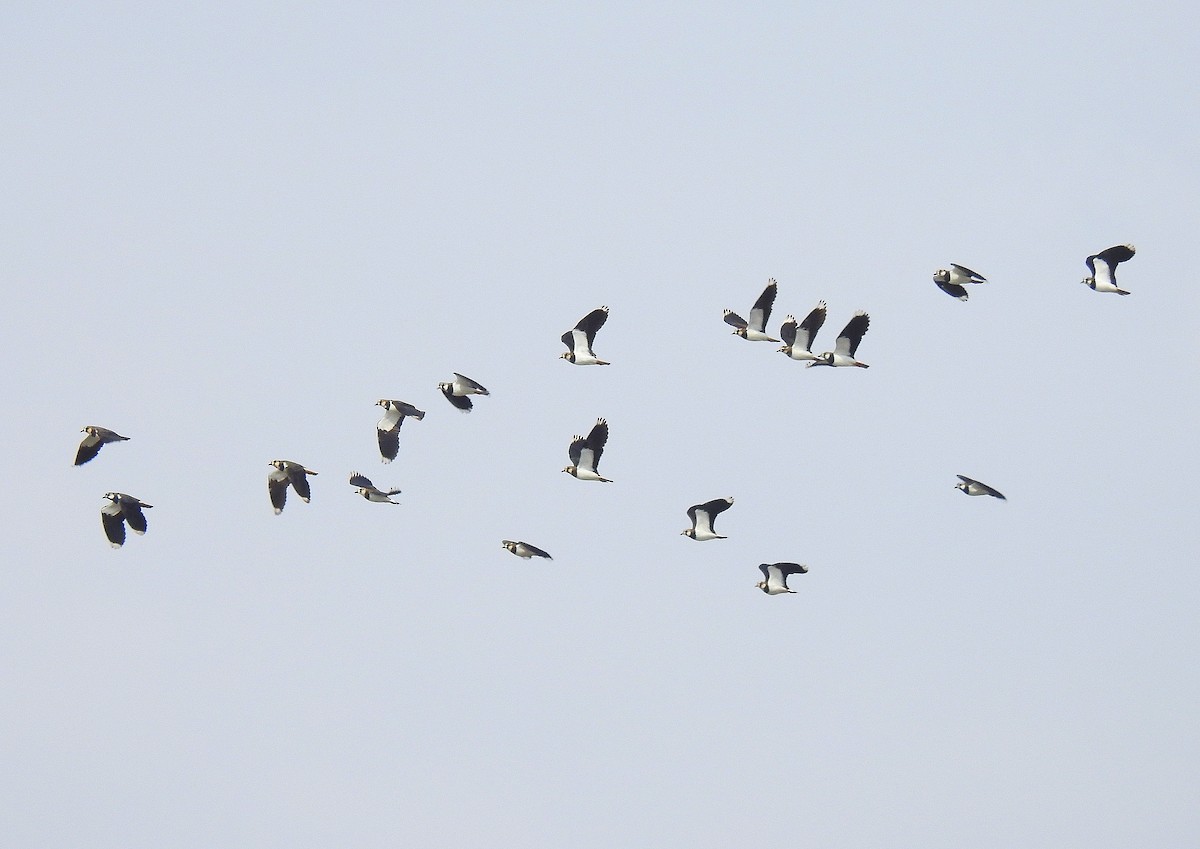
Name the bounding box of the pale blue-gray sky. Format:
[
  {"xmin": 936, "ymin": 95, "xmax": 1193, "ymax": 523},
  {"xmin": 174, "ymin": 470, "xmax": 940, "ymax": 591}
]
[{"xmin": 3, "ymin": 2, "xmax": 1199, "ymax": 846}]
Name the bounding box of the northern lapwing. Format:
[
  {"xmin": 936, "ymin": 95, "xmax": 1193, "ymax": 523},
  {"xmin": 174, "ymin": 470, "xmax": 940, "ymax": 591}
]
[
  {"xmin": 349, "ymin": 472, "xmax": 401, "ymax": 504},
  {"xmin": 1082, "ymin": 244, "xmax": 1135, "ymax": 295},
  {"xmin": 268, "ymin": 460, "xmax": 317, "ymax": 514},
  {"xmin": 724, "ymin": 280, "xmax": 780, "ymax": 341},
  {"xmin": 954, "ymin": 475, "xmax": 1006, "ymax": 500},
  {"xmin": 756, "ymin": 562, "xmax": 808, "ymax": 595},
  {"xmin": 777, "ymin": 302, "xmax": 827, "ymax": 362},
  {"xmin": 681, "ymin": 497, "xmax": 734, "ymax": 540},
  {"xmin": 438, "ymin": 373, "xmax": 489, "ymax": 412},
  {"xmin": 560, "ymin": 306, "xmax": 610, "ymax": 365},
  {"xmin": 101, "ymin": 492, "xmax": 152, "ymax": 548},
  {"xmin": 375, "ymin": 400, "xmax": 425, "ymax": 463},
  {"xmin": 563, "ymin": 418, "xmax": 612, "ymax": 482},
  {"xmin": 933, "ymin": 264, "xmax": 987, "ymax": 301},
  {"xmin": 502, "ymin": 540, "xmax": 553, "ymax": 559},
  {"xmin": 809, "ymin": 311, "xmax": 870, "ymax": 368},
  {"xmin": 75, "ymin": 426, "xmax": 130, "ymax": 466}
]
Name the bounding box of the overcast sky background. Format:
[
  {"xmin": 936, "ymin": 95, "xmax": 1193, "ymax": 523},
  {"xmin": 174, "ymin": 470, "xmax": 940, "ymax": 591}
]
[{"xmin": 3, "ymin": 2, "xmax": 1199, "ymax": 846}]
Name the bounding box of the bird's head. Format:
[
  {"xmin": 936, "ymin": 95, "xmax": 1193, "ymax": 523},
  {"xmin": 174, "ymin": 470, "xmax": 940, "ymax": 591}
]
[
  {"xmin": 1081, "ymin": 276, "xmax": 1094, "ymax": 287},
  {"xmin": 560, "ymin": 351, "xmax": 574, "ymax": 362},
  {"xmin": 562, "ymin": 466, "xmax": 575, "ymax": 475},
  {"xmin": 933, "ymin": 269, "xmax": 949, "ymax": 283},
  {"xmin": 681, "ymin": 529, "xmax": 695, "ymax": 538},
  {"xmin": 733, "ymin": 327, "xmax": 747, "ymax": 338}
]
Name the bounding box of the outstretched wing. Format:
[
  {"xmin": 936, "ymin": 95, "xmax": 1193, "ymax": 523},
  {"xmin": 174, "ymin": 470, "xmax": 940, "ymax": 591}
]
[
  {"xmin": 521, "ymin": 541, "xmax": 553, "ymax": 559},
  {"xmin": 723, "ymin": 310, "xmax": 748, "ymax": 329},
  {"xmin": 836, "ymin": 312, "xmax": 870, "ymax": 357},
  {"xmin": 75, "ymin": 432, "xmax": 104, "ymax": 465},
  {"xmin": 747, "ymin": 280, "xmax": 778, "ymax": 333},
  {"xmin": 122, "ymin": 501, "xmax": 149, "ymax": 535},
  {"xmin": 287, "ymin": 467, "xmax": 312, "ymax": 502},
  {"xmin": 778, "ymin": 316, "xmax": 797, "ymax": 348},
  {"xmin": 349, "ymin": 472, "xmax": 376, "ymax": 489},
  {"xmin": 441, "ymin": 385, "xmax": 473, "ymax": 411},
  {"xmin": 454, "ymin": 373, "xmax": 489, "ymax": 394},
  {"xmin": 950, "ymin": 263, "xmax": 985, "ymax": 282},
  {"xmin": 796, "ymin": 301, "xmax": 827, "ymax": 351},
  {"xmin": 568, "ymin": 434, "xmax": 586, "ymax": 468},
  {"xmin": 935, "ymin": 280, "xmax": 969, "ymax": 301},
  {"xmin": 101, "ymin": 509, "xmax": 126, "ymax": 547},
  {"xmin": 575, "ymin": 306, "xmax": 608, "ymax": 349},
  {"xmin": 585, "ymin": 419, "xmax": 609, "ymax": 471}
]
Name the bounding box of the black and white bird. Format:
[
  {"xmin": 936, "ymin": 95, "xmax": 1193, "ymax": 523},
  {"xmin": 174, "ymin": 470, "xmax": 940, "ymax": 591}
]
[
  {"xmin": 954, "ymin": 475, "xmax": 1006, "ymax": 500},
  {"xmin": 724, "ymin": 279, "xmax": 780, "ymax": 341},
  {"xmin": 267, "ymin": 460, "xmax": 317, "ymax": 514},
  {"xmin": 438, "ymin": 373, "xmax": 489, "ymax": 412},
  {"xmin": 809, "ymin": 311, "xmax": 871, "ymax": 368},
  {"xmin": 681, "ymin": 497, "xmax": 734, "ymax": 541},
  {"xmin": 777, "ymin": 301, "xmax": 827, "ymax": 362},
  {"xmin": 563, "ymin": 418, "xmax": 612, "ymax": 482},
  {"xmin": 502, "ymin": 540, "xmax": 553, "ymax": 559},
  {"xmin": 756, "ymin": 562, "xmax": 809, "ymax": 595},
  {"xmin": 932, "ymin": 264, "xmax": 987, "ymax": 301},
  {"xmin": 75, "ymin": 426, "xmax": 130, "ymax": 466},
  {"xmin": 375, "ymin": 399, "xmax": 425, "ymax": 463},
  {"xmin": 1082, "ymin": 244, "xmax": 1136, "ymax": 295},
  {"xmin": 100, "ymin": 492, "xmax": 152, "ymax": 548},
  {"xmin": 560, "ymin": 306, "xmax": 610, "ymax": 365},
  {"xmin": 349, "ymin": 472, "xmax": 401, "ymax": 504}
]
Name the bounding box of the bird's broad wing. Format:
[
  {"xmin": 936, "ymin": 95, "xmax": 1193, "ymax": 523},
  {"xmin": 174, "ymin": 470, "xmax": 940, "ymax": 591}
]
[
  {"xmin": 454, "ymin": 373, "xmax": 488, "ymax": 394},
  {"xmin": 935, "ymin": 280, "xmax": 969, "ymax": 301},
  {"xmin": 521, "ymin": 541, "xmax": 552, "ymax": 559},
  {"xmin": 586, "ymin": 419, "xmax": 608, "ymax": 469},
  {"xmin": 441, "ymin": 385, "xmax": 473, "ymax": 411},
  {"xmin": 101, "ymin": 509, "xmax": 126, "ymax": 547},
  {"xmin": 797, "ymin": 302, "xmax": 827, "ymax": 350},
  {"xmin": 951, "ymin": 263, "xmax": 986, "ymax": 282},
  {"xmin": 575, "ymin": 306, "xmax": 609, "ymax": 348},
  {"xmin": 286, "ymin": 466, "xmax": 312, "ymax": 501},
  {"xmin": 723, "ymin": 310, "xmax": 748, "ymax": 329},
  {"xmin": 349, "ymin": 472, "xmax": 376, "ymax": 490},
  {"xmin": 748, "ymin": 280, "xmax": 778, "ymax": 332},
  {"xmin": 568, "ymin": 434, "xmax": 586, "ymax": 468},
  {"xmin": 75, "ymin": 432, "xmax": 104, "ymax": 465},
  {"xmin": 778, "ymin": 316, "xmax": 797, "ymax": 348},
  {"xmin": 836, "ymin": 312, "xmax": 870, "ymax": 357}
]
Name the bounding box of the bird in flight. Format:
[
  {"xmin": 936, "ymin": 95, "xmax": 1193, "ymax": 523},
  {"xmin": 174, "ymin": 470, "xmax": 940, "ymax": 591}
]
[
  {"xmin": 724, "ymin": 280, "xmax": 780, "ymax": 342},
  {"xmin": 563, "ymin": 418, "xmax": 612, "ymax": 482},
  {"xmin": 681, "ymin": 497, "xmax": 734, "ymax": 541},
  {"xmin": 1081, "ymin": 244, "xmax": 1135, "ymax": 295},
  {"xmin": 100, "ymin": 492, "xmax": 152, "ymax": 548},
  {"xmin": 954, "ymin": 475, "xmax": 1006, "ymax": 500},
  {"xmin": 560, "ymin": 306, "xmax": 611, "ymax": 365},
  {"xmin": 75, "ymin": 426, "xmax": 130, "ymax": 466},
  {"xmin": 267, "ymin": 460, "xmax": 318, "ymax": 514},
  {"xmin": 439, "ymin": 373, "xmax": 490, "ymax": 412},
  {"xmin": 756, "ymin": 562, "xmax": 808, "ymax": 595}
]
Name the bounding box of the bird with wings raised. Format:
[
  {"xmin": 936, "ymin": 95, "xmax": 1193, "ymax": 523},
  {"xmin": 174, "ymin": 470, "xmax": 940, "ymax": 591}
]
[
  {"xmin": 681, "ymin": 497, "xmax": 734, "ymax": 540},
  {"xmin": 560, "ymin": 306, "xmax": 610, "ymax": 365},
  {"xmin": 1081, "ymin": 244, "xmax": 1135, "ymax": 295},
  {"xmin": 808, "ymin": 311, "xmax": 871, "ymax": 368},
  {"xmin": 349, "ymin": 472, "xmax": 402, "ymax": 504},
  {"xmin": 563, "ymin": 418, "xmax": 612, "ymax": 482},
  {"xmin": 724, "ymin": 279, "xmax": 780, "ymax": 341},
  {"xmin": 777, "ymin": 301, "xmax": 827, "ymax": 362}
]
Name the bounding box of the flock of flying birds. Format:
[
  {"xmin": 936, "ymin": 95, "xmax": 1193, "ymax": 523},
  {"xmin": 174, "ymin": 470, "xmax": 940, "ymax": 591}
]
[{"xmin": 74, "ymin": 243, "xmax": 1136, "ymax": 594}]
